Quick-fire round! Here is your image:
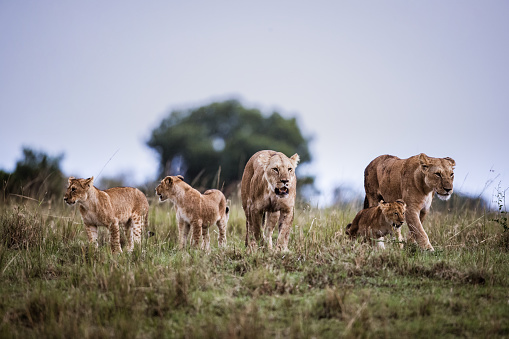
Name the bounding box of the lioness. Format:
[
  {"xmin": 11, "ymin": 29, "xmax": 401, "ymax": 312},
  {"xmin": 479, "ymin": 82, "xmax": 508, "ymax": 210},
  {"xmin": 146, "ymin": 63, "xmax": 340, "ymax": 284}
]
[
  {"xmin": 64, "ymin": 177, "xmax": 149, "ymax": 253},
  {"xmin": 155, "ymin": 175, "xmax": 229, "ymax": 251},
  {"xmin": 241, "ymin": 150, "xmax": 300, "ymax": 251},
  {"xmin": 346, "ymin": 200, "xmax": 406, "ymax": 249},
  {"xmin": 364, "ymin": 153, "xmax": 455, "ymax": 251}
]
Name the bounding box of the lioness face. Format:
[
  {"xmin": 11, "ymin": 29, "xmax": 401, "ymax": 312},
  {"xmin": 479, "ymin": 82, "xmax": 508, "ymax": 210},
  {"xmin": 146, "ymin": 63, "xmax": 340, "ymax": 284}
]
[
  {"xmin": 420, "ymin": 155, "xmax": 456, "ymax": 201},
  {"xmin": 155, "ymin": 175, "xmax": 183, "ymax": 202},
  {"xmin": 64, "ymin": 177, "xmax": 93, "ymax": 205},
  {"xmin": 380, "ymin": 200, "xmax": 406, "ymax": 229},
  {"xmin": 259, "ymin": 153, "xmax": 299, "ymax": 198}
]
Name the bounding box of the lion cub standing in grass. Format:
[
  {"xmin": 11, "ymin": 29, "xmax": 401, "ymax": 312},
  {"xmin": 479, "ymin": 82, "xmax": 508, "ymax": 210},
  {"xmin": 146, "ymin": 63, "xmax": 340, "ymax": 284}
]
[
  {"xmin": 346, "ymin": 200, "xmax": 406, "ymax": 249},
  {"xmin": 155, "ymin": 175, "xmax": 229, "ymax": 251},
  {"xmin": 64, "ymin": 177, "xmax": 149, "ymax": 253}
]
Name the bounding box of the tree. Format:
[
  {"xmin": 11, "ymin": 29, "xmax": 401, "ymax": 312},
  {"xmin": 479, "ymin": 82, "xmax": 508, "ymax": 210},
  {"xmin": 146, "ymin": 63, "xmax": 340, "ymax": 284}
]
[
  {"xmin": 0, "ymin": 147, "xmax": 65, "ymax": 204},
  {"xmin": 147, "ymin": 100, "xmax": 313, "ymax": 194}
]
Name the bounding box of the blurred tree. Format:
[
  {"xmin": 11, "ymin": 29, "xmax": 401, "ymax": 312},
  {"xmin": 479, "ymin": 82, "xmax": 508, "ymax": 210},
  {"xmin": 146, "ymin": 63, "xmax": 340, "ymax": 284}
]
[
  {"xmin": 0, "ymin": 147, "xmax": 65, "ymax": 204},
  {"xmin": 147, "ymin": 100, "xmax": 313, "ymax": 194}
]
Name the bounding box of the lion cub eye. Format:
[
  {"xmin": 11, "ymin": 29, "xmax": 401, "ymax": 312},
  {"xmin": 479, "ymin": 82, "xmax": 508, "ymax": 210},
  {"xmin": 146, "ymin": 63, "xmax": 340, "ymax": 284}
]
[
  {"xmin": 288, "ymin": 168, "xmax": 293, "ymax": 173},
  {"xmin": 272, "ymin": 168, "xmax": 279, "ymax": 174},
  {"xmin": 435, "ymin": 172, "xmax": 441, "ymax": 178},
  {"xmin": 71, "ymin": 187, "xmax": 76, "ymax": 192},
  {"xmin": 450, "ymin": 173, "xmax": 454, "ymax": 178}
]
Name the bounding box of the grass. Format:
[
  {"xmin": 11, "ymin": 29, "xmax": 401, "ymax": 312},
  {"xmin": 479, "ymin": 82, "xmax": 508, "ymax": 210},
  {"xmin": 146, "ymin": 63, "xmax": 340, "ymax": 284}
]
[{"xmin": 0, "ymin": 197, "xmax": 508, "ymax": 338}]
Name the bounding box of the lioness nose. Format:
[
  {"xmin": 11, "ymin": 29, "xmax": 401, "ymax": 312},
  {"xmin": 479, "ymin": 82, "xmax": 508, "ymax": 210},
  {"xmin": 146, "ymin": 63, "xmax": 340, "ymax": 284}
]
[
  {"xmin": 281, "ymin": 179, "xmax": 289, "ymax": 184},
  {"xmin": 444, "ymin": 188, "xmax": 452, "ymax": 193}
]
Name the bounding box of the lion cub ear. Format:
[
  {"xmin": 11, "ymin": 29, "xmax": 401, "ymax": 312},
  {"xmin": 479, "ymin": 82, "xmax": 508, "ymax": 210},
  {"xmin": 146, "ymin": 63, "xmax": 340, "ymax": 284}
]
[
  {"xmin": 395, "ymin": 199, "xmax": 406, "ymax": 208},
  {"xmin": 68, "ymin": 177, "xmax": 75, "ymax": 185},
  {"xmin": 176, "ymin": 175, "xmax": 184, "ymax": 181},
  {"xmin": 290, "ymin": 153, "xmax": 300, "ymax": 168},
  {"xmin": 165, "ymin": 176, "xmax": 173, "ymax": 186},
  {"xmin": 418, "ymin": 153, "xmax": 431, "ymax": 171}
]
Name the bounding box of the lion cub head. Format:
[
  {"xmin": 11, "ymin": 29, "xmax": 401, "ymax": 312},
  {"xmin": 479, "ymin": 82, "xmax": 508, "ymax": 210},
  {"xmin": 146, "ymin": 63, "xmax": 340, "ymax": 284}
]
[
  {"xmin": 419, "ymin": 153, "xmax": 456, "ymax": 201},
  {"xmin": 64, "ymin": 177, "xmax": 94, "ymax": 205},
  {"xmin": 380, "ymin": 199, "xmax": 406, "ymax": 229},
  {"xmin": 258, "ymin": 152, "xmax": 300, "ymax": 197},
  {"xmin": 155, "ymin": 175, "xmax": 184, "ymax": 202}
]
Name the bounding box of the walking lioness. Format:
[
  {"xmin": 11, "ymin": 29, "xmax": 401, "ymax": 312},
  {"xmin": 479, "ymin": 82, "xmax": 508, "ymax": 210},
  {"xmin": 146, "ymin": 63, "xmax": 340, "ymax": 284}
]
[
  {"xmin": 64, "ymin": 177, "xmax": 149, "ymax": 253},
  {"xmin": 156, "ymin": 175, "xmax": 229, "ymax": 251},
  {"xmin": 241, "ymin": 150, "xmax": 300, "ymax": 251},
  {"xmin": 363, "ymin": 153, "xmax": 455, "ymax": 251}
]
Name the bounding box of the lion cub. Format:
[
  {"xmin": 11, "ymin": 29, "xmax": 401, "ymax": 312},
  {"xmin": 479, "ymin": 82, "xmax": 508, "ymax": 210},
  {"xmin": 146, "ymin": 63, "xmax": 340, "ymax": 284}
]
[
  {"xmin": 155, "ymin": 175, "xmax": 229, "ymax": 251},
  {"xmin": 346, "ymin": 200, "xmax": 406, "ymax": 249},
  {"xmin": 64, "ymin": 177, "xmax": 149, "ymax": 253}
]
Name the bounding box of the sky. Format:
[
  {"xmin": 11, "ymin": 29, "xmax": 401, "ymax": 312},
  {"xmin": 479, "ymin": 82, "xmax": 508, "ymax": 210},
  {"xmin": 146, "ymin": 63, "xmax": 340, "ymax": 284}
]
[{"xmin": 1, "ymin": 1, "xmax": 508, "ymax": 207}]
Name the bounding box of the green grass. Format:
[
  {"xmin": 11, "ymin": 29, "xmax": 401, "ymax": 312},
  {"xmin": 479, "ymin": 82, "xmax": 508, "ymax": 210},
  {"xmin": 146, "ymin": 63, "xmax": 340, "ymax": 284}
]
[{"xmin": 0, "ymin": 198, "xmax": 508, "ymax": 338}]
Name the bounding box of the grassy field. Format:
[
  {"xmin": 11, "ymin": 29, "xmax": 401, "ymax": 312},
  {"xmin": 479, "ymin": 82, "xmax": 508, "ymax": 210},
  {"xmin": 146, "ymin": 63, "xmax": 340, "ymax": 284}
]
[{"xmin": 0, "ymin": 196, "xmax": 508, "ymax": 338}]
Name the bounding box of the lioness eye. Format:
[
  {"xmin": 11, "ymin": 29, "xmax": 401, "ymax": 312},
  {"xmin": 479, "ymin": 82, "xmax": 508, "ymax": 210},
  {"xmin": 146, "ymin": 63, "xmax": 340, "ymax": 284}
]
[
  {"xmin": 288, "ymin": 168, "xmax": 293, "ymax": 173},
  {"xmin": 451, "ymin": 173, "xmax": 454, "ymax": 178},
  {"xmin": 273, "ymin": 168, "xmax": 279, "ymax": 173},
  {"xmin": 71, "ymin": 187, "xmax": 76, "ymax": 192},
  {"xmin": 435, "ymin": 172, "xmax": 441, "ymax": 177}
]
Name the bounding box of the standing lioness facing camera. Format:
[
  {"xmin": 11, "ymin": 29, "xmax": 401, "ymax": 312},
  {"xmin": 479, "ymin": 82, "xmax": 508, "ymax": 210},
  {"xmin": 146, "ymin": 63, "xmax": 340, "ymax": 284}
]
[
  {"xmin": 241, "ymin": 150, "xmax": 299, "ymax": 251},
  {"xmin": 64, "ymin": 177, "xmax": 149, "ymax": 253},
  {"xmin": 156, "ymin": 175, "xmax": 229, "ymax": 251}
]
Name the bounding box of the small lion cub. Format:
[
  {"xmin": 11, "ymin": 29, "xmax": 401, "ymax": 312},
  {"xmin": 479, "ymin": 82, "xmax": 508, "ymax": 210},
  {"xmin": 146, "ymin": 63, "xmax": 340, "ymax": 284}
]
[
  {"xmin": 346, "ymin": 200, "xmax": 406, "ymax": 249},
  {"xmin": 64, "ymin": 177, "xmax": 149, "ymax": 253},
  {"xmin": 156, "ymin": 175, "xmax": 229, "ymax": 251}
]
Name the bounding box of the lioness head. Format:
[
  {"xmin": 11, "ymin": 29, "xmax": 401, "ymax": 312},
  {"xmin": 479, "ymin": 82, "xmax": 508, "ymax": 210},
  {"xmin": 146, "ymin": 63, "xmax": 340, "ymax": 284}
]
[
  {"xmin": 64, "ymin": 177, "xmax": 94, "ymax": 205},
  {"xmin": 155, "ymin": 175, "xmax": 184, "ymax": 202},
  {"xmin": 379, "ymin": 199, "xmax": 406, "ymax": 229},
  {"xmin": 419, "ymin": 153, "xmax": 456, "ymax": 201},
  {"xmin": 258, "ymin": 152, "xmax": 300, "ymax": 198}
]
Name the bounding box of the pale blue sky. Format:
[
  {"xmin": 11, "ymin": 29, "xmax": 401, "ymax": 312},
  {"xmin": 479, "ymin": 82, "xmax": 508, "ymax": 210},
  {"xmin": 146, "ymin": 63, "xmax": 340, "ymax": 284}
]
[{"xmin": 1, "ymin": 1, "xmax": 508, "ymax": 205}]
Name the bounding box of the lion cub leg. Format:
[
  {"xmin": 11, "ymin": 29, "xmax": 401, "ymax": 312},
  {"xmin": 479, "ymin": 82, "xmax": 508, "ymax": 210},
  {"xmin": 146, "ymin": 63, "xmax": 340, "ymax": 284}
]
[
  {"xmin": 177, "ymin": 218, "xmax": 190, "ymax": 249},
  {"xmin": 201, "ymin": 226, "xmax": 210, "ymax": 252},
  {"xmin": 125, "ymin": 215, "xmax": 144, "ymax": 252},
  {"xmin": 85, "ymin": 225, "xmax": 99, "ymax": 248},
  {"xmin": 190, "ymin": 220, "xmax": 203, "ymax": 248},
  {"xmin": 109, "ymin": 220, "xmax": 122, "ymax": 254},
  {"xmin": 217, "ymin": 216, "xmax": 228, "ymax": 248}
]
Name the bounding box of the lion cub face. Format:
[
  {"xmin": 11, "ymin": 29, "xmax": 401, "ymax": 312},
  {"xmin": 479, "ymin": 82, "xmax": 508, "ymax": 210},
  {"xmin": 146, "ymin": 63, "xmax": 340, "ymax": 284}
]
[
  {"xmin": 155, "ymin": 175, "xmax": 184, "ymax": 202},
  {"xmin": 258, "ymin": 152, "xmax": 299, "ymax": 197},
  {"xmin": 64, "ymin": 177, "xmax": 93, "ymax": 205},
  {"xmin": 380, "ymin": 200, "xmax": 406, "ymax": 229},
  {"xmin": 419, "ymin": 154, "xmax": 456, "ymax": 201}
]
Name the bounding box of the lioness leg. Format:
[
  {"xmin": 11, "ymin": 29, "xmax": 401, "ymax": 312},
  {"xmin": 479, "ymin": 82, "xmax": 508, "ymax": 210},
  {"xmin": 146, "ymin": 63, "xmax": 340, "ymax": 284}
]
[
  {"xmin": 85, "ymin": 225, "xmax": 99, "ymax": 248},
  {"xmin": 275, "ymin": 210, "xmax": 293, "ymax": 252},
  {"xmin": 406, "ymin": 211, "xmax": 434, "ymax": 251},
  {"xmin": 109, "ymin": 220, "xmax": 122, "ymax": 254},
  {"xmin": 246, "ymin": 208, "xmax": 264, "ymax": 249},
  {"xmin": 264, "ymin": 212, "xmax": 280, "ymax": 250}
]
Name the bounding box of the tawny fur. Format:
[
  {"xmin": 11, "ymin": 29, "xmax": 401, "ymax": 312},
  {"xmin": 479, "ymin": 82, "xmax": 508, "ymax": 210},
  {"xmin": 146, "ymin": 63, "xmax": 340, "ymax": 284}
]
[
  {"xmin": 363, "ymin": 153, "xmax": 455, "ymax": 251},
  {"xmin": 64, "ymin": 177, "xmax": 149, "ymax": 253},
  {"xmin": 241, "ymin": 150, "xmax": 300, "ymax": 251},
  {"xmin": 346, "ymin": 200, "xmax": 406, "ymax": 249},
  {"xmin": 155, "ymin": 175, "xmax": 229, "ymax": 251}
]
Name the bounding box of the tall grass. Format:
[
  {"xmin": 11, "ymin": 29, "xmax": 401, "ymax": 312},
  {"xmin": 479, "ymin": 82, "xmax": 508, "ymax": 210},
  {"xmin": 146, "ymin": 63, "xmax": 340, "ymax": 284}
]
[{"xmin": 0, "ymin": 197, "xmax": 508, "ymax": 338}]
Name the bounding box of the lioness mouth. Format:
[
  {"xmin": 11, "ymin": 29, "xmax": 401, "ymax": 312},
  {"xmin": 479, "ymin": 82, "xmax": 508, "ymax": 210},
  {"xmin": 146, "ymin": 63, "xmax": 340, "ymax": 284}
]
[
  {"xmin": 275, "ymin": 187, "xmax": 289, "ymax": 196},
  {"xmin": 392, "ymin": 223, "xmax": 403, "ymax": 229}
]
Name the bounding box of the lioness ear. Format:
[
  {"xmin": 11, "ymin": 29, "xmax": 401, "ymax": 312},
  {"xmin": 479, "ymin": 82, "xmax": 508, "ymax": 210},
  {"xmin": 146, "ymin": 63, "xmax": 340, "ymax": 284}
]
[
  {"xmin": 84, "ymin": 177, "xmax": 94, "ymax": 188},
  {"xmin": 290, "ymin": 153, "xmax": 300, "ymax": 168},
  {"xmin": 176, "ymin": 175, "xmax": 184, "ymax": 181},
  {"xmin": 444, "ymin": 157, "xmax": 456, "ymax": 168},
  {"xmin": 68, "ymin": 176, "xmax": 75, "ymax": 185},
  {"xmin": 165, "ymin": 176, "xmax": 173, "ymax": 186},
  {"xmin": 257, "ymin": 152, "xmax": 271, "ymax": 169},
  {"xmin": 419, "ymin": 153, "xmax": 431, "ymax": 171}
]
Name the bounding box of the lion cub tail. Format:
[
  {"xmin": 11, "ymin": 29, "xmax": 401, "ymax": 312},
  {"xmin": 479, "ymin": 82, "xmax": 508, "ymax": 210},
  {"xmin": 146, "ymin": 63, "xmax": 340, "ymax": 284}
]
[{"xmin": 345, "ymin": 223, "xmax": 358, "ymax": 237}]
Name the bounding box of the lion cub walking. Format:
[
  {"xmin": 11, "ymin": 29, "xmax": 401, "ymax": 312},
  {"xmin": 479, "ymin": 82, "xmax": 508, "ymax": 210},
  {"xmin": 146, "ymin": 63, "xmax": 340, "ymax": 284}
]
[
  {"xmin": 346, "ymin": 200, "xmax": 406, "ymax": 249},
  {"xmin": 64, "ymin": 177, "xmax": 149, "ymax": 253},
  {"xmin": 156, "ymin": 175, "xmax": 229, "ymax": 251}
]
